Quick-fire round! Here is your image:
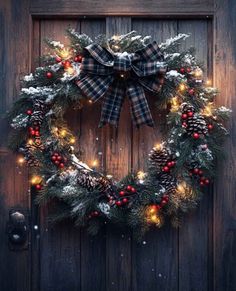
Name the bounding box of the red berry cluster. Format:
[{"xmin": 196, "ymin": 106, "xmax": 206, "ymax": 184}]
[
  {"xmin": 179, "ymin": 67, "xmax": 192, "ymax": 74},
  {"xmin": 88, "ymin": 210, "xmax": 99, "ymax": 219},
  {"xmin": 28, "ymin": 124, "xmax": 40, "ymax": 137},
  {"xmin": 51, "ymin": 152, "xmax": 67, "ymax": 169},
  {"xmin": 190, "ymin": 168, "xmax": 210, "ymax": 186},
  {"xmin": 114, "ymin": 185, "xmax": 136, "ymax": 207},
  {"xmin": 162, "ymin": 160, "xmax": 176, "ymax": 173},
  {"xmin": 150, "ymin": 194, "xmax": 170, "ymax": 211},
  {"xmin": 74, "ymin": 55, "xmax": 83, "ymax": 62}
]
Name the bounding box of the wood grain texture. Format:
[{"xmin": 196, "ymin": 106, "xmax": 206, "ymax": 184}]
[
  {"xmin": 38, "ymin": 19, "xmax": 83, "ymax": 291},
  {"xmin": 105, "ymin": 17, "xmax": 132, "ymax": 291},
  {"xmin": 131, "ymin": 19, "xmax": 179, "ymax": 291},
  {"xmin": 30, "ymin": 0, "xmax": 214, "ymax": 16},
  {"xmin": 177, "ymin": 19, "xmax": 213, "ymax": 291},
  {"xmin": 79, "ymin": 19, "xmax": 107, "ymax": 291},
  {"xmin": 0, "ymin": 1, "xmax": 31, "ymax": 290},
  {"xmin": 214, "ymin": 0, "xmax": 236, "ymax": 290}
]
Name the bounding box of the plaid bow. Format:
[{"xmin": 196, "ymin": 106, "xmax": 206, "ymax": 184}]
[{"xmin": 77, "ymin": 42, "xmax": 167, "ymax": 127}]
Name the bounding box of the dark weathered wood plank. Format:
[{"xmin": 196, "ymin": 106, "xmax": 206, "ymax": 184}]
[
  {"xmin": 30, "ymin": 0, "xmax": 214, "ymax": 16},
  {"xmin": 131, "ymin": 19, "xmax": 179, "ymax": 291},
  {"xmin": 38, "ymin": 19, "xmax": 83, "ymax": 291},
  {"xmin": 214, "ymin": 1, "xmax": 236, "ymax": 290},
  {"xmin": 79, "ymin": 19, "xmax": 107, "ymax": 291},
  {"xmin": 105, "ymin": 17, "xmax": 132, "ymax": 291},
  {"xmin": 177, "ymin": 19, "xmax": 213, "ymax": 291},
  {"xmin": 0, "ymin": 1, "xmax": 31, "ymax": 290}
]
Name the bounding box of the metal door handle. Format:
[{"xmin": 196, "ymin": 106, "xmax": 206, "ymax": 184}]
[{"xmin": 6, "ymin": 209, "xmax": 29, "ymax": 250}]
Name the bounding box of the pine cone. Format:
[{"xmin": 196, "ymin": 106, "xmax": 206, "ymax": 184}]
[
  {"xmin": 31, "ymin": 110, "xmax": 44, "ymax": 125},
  {"xmin": 149, "ymin": 147, "xmax": 173, "ymax": 172},
  {"xmin": 182, "ymin": 103, "xmax": 195, "ymax": 114},
  {"xmin": 34, "ymin": 99, "xmax": 46, "ymax": 111},
  {"xmin": 77, "ymin": 172, "xmax": 98, "ymax": 191},
  {"xmin": 19, "ymin": 145, "xmax": 40, "ymax": 167},
  {"xmin": 97, "ymin": 176, "xmax": 113, "ymax": 193},
  {"xmin": 31, "ymin": 99, "xmax": 47, "ymax": 125},
  {"xmin": 158, "ymin": 173, "xmax": 177, "ymax": 191},
  {"xmin": 186, "ymin": 114, "xmax": 208, "ymax": 135}
]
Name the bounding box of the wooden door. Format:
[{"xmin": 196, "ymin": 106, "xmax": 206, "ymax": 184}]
[{"xmin": 0, "ymin": 1, "xmax": 236, "ymax": 291}]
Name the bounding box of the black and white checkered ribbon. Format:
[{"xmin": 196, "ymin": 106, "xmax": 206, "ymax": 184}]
[{"xmin": 77, "ymin": 42, "xmax": 167, "ymax": 127}]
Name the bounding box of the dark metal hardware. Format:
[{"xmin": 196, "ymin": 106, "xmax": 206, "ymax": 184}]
[{"xmin": 6, "ymin": 209, "xmax": 29, "ymax": 250}]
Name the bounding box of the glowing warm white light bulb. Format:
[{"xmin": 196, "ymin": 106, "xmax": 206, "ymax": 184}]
[
  {"xmin": 17, "ymin": 157, "xmax": 25, "ymax": 165},
  {"xmin": 30, "ymin": 175, "xmax": 42, "ymax": 185},
  {"xmin": 179, "ymin": 83, "xmax": 186, "ymax": 92}
]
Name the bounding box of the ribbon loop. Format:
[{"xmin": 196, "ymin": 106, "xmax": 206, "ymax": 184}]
[{"xmin": 77, "ymin": 42, "xmax": 167, "ymax": 127}]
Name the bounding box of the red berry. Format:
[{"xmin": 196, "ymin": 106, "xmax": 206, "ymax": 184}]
[
  {"xmin": 187, "ymin": 111, "xmax": 194, "ymax": 117},
  {"xmin": 63, "ymin": 60, "xmax": 71, "ymax": 68},
  {"xmin": 182, "ymin": 122, "xmax": 187, "ymax": 128},
  {"xmin": 57, "ymin": 155, "xmax": 62, "ymax": 161},
  {"xmin": 115, "ymin": 201, "xmax": 122, "ymax": 206},
  {"xmin": 35, "ymin": 184, "xmax": 42, "ymax": 190},
  {"xmin": 171, "ymin": 161, "xmax": 176, "ymax": 167},
  {"xmin": 204, "ymin": 179, "xmax": 210, "ymax": 185},
  {"xmin": 34, "ymin": 126, "xmax": 39, "ymax": 131},
  {"xmin": 59, "ymin": 163, "xmax": 65, "ymax": 168},
  {"xmin": 35, "ymin": 131, "xmax": 40, "ymax": 137},
  {"xmin": 188, "ymin": 89, "xmax": 195, "ymax": 95},
  {"xmin": 200, "ymin": 176, "xmax": 206, "ymax": 182},
  {"xmin": 186, "ymin": 67, "xmax": 192, "ymax": 73},
  {"xmin": 26, "ymin": 109, "xmax": 33, "ymax": 115},
  {"xmin": 163, "ymin": 166, "xmax": 170, "ymax": 172},
  {"xmin": 55, "ymin": 56, "xmax": 62, "ymax": 63},
  {"xmin": 131, "ymin": 187, "xmax": 136, "ymax": 193},
  {"xmin": 208, "ymin": 124, "xmax": 213, "ymax": 130},
  {"xmin": 51, "ymin": 156, "xmax": 57, "ymax": 161},
  {"xmin": 46, "ymin": 72, "xmax": 53, "ymax": 78},
  {"xmin": 127, "ymin": 185, "xmax": 132, "ymax": 191},
  {"xmin": 119, "ymin": 191, "xmax": 125, "ymax": 196},
  {"xmin": 193, "ymin": 168, "xmax": 199, "ymax": 174},
  {"xmin": 181, "ymin": 113, "xmax": 188, "ymax": 119},
  {"xmin": 162, "ymin": 194, "xmax": 169, "ymax": 202},
  {"xmin": 200, "ymin": 181, "xmax": 205, "ymax": 186},
  {"xmin": 54, "ymin": 160, "xmax": 60, "ymax": 165},
  {"xmin": 74, "ymin": 55, "xmax": 83, "ymax": 62},
  {"xmin": 54, "ymin": 152, "xmax": 59, "ymax": 156},
  {"xmin": 122, "ymin": 198, "xmax": 128, "ymax": 204},
  {"xmin": 180, "ymin": 68, "xmax": 185, "ymax": 74},
  {"xmin": 160, "ymin": 200, "xmax": 168, "ymax": 207},
  {"xmin": 198, "ymin": 170, "xmax": 203, "ymax": 176},
  {"xmin": 30, "ymin": 130, "xmax": 35, "ymax": 136},
  {"xmin": 167, "ymin": 161, "xmax": 173, "ymax": 167},
  {"xmin": 93, "ymin": 211, "xmax": 99, "ymax": 216},
  {"xmin": 193, "ymin": 133, "xmax": 200, "ymax": 139}
]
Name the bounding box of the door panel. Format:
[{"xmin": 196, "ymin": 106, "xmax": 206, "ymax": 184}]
[
  {"xmin": 32, "ymin": 17, "xmax": 212, "ymax": 291},
  {"xmin": 1, "ymin": 1, "xmax": 236, "ymax": 290}
]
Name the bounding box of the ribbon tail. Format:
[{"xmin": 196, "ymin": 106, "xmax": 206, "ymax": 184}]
[
  {"xmin": 126, "ymin": 83, "xmax": 154, "ymax": 127},
  {"xmin": 99, "ymin": 81, "xmax": 125, "ymax": 127}
]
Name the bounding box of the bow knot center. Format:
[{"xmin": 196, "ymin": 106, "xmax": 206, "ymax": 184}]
[{"xmin": 113, "ymin": 52, "xmax": 132, "ymax": 72}]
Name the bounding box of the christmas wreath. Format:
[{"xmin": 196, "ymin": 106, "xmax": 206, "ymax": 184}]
[{"xmin": 9, "ymin": 30, "xmax": 231, "ymax": 237}]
